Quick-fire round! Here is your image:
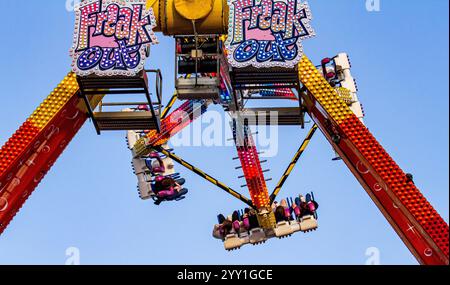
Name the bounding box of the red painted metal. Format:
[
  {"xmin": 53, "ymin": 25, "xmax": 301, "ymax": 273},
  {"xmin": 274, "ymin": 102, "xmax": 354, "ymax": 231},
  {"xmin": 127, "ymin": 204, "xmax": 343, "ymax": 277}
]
[
  {"xmin": 234, "ymin": 125, "xmax": 270, "ymax": 209},
  {"xmin": 0, "ymin": 95, "xmax": 87, "ymax": 235},
  {"xmin": 147, "ymin": 100, "xmax": 208, "ymax": 146},
  {"xmin": 305, "ymin": 92, "xmax": 449, "ymax": 265}
]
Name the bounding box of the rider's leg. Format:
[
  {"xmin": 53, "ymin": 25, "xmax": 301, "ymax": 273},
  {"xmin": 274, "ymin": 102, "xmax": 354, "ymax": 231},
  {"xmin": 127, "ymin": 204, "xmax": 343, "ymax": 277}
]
[{"xmin": 157, "ymin": 188, "xmax": 176, "ymax": 198}]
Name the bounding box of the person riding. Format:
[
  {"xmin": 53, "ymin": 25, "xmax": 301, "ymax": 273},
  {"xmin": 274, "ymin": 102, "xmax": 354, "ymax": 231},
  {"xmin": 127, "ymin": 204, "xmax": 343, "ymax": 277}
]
[
  {"xmin": 156, "ymin": 177, "xmax": 180, "ymax": 198},
  {"xmin": 231, "ymin": 211, "xmax": 241, "ymax": 234},
  {"xmin": 293, "ymin": 197, "xmax": 302, "ymax": 219},
  {"xmin": 153, "ymin": 176, "xmax": 188, "ymax": 205},
  {"xmin": 280, "ymin": 199, "xmax": 292, "ymax": 221},
  {"xmin": 306, "ymin": 193, "xmax": 318, "ymax": 213},
  {"xmin": 271, "ymin": 201, "xmax": 279, "ymax": 212},
  {"xmin": 247, "ymin": 209, "xmax": 260, "ymax": 230},
  {"xmin": 296, "ymin": 194, "xmax": 319, "ymax": 218},
  {"xmin": 275, "ymin": 206, "xmax": 287, "ymax": 223},
  {"xmin": 148, "ymin": 152, "xmax": 165, "ymax": 174},
  {"xmin": 242, "ymin": 208, "xmax": 251, "ymax": 231},
  {"xmin": 213, "ymin": 214, "xmax": 232, "ymax": 240},
  {"xmin": 215, "ymin": 214, "xmax": 233, "ymax": 239}
]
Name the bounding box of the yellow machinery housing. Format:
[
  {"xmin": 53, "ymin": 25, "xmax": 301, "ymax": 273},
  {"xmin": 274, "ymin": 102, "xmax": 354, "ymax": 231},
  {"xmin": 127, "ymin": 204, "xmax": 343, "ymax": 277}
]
[{"xmin": 147, "ymin": 0, "xmax": 229, "ymax": 35}]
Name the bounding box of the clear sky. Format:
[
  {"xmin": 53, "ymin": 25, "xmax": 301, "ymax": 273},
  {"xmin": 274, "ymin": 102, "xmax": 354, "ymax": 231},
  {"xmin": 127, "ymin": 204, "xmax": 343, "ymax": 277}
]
[{"xmin": 0, "ymin": 0, "xmax": 448, "ymax": 265}]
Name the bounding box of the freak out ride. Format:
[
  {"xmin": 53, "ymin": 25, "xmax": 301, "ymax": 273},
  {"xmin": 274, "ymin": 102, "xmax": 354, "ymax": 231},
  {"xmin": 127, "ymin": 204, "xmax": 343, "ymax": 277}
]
[{"xmin": 0, "ymin": 0, "xmax": 448, "ymax": 265}]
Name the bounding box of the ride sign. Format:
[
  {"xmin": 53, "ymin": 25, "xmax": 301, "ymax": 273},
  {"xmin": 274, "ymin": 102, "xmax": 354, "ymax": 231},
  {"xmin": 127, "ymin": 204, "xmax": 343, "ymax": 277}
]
[
  {"xmin": 70, "ymin": 0, "xmax": 158, "ymax": 76},
  {"xmin": 225, "ymin": 0, "xmax": 315, "ymax": 68}
]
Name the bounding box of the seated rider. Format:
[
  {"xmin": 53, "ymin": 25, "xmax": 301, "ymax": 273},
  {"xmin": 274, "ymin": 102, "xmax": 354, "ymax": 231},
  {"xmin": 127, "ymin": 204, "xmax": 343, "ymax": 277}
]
[
  {"xmin": 271, "ymin": 201, "xmax": 279, "ymax": 213},
  {"xmin": 295, "ymin": 194, "xmax": 319, "ymax": 219},
  {"xmin": 213, "ymin": 214, "xmax": 233, "ymax": 239},
  {"xmin": 275, "ymin": 205, "xmax": 288, "ymax": 223},
  {"xmin": 232, "ymin": 211, "xmax": 242, "ymax": 234},
  {"xmin": 137, "ymin": 105, "xmax": 149, "ymax": 111},
  {"xmin": 153, "ymin": 176, "xmax": 188, "ymax": 205},
  {"xmin": 280, "ymin": 199, "xmax": 292, "ymax": 221},
  {"xmin": 292, "ymin": 198, "xmax": 301, "ymax": 219},
  {"xmin": 247, "ymin": 209, "xmax": 260, "ymax": 230},
  {"xmin": 213, "ymin": 214, "xmax": 225, "ymax": 239},
  {"xmin": 148, "ymin": 152, "xmax": 165, "ymax": 174},
  {"xmin": 242, "ymin": 208, "xmax": 251, "ymax": 231},
  {"xmin": 306, "ymin": 193, "xmax": 318, "ymax": 213}
]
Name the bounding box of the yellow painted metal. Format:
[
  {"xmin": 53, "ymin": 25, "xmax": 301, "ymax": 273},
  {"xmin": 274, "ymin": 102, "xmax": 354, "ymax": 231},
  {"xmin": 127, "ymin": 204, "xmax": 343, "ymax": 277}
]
[
  {"xmin": 133, "ymin": 138, "xmax": 148, "ymax": 157},
  {"xmin": 257, "ymin": 209, "xmax": 276, "ymax": 230},
  {"xmin": 270, "ymin": 124, "xmax": 318, "ymax": 204},
  {"xmin": 298, "ymin": 56, "xmax": 354, "ymax": 124},
  {"xmin": 147, "ymin": 0, "xmax": 228, "ymax": 35},
  {"xmin": 335, "ymin": 87, "xmax": 353, "ymax": 105},
  {"xmin": 29, "ymin": 73, "xmax": 79, "ymax": 129},
  {"xmin": 161, "ymin": 93, "xmax": 178, "ymax": 119},
  {"xmin": 174, "ymin": 0, "xmax": 214, "ymax": 20},
  {"xmin": 27, "ymin": 72, "xmax": 103, "ymax": 130}
]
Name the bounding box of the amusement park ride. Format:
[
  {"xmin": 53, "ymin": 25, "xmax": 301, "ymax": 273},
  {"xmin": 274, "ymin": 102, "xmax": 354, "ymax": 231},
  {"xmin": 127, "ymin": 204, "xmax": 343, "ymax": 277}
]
[{"xmin": 0, "ymin": 0, "xmax": 448, "ymax": 265}]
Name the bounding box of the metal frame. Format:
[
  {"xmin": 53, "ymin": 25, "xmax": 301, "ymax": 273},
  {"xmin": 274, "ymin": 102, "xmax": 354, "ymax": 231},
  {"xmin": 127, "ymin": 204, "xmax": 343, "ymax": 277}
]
[
  {"xmin": 174, "ymin": 34, "xmax": 221, "ymax": 100},
  {"xmin": 230, "ymin": 66, "xmax": 300, "ymax": 110},
  {"xmin": 236, "ymin": 107, "xmax": 304, "ymax": 126},
  {"xmin": 77, "ymin": 69, "xmax": 163, "ymax": 134},
  {"xmin": 161, "ymin": 93, "xmax": 178, "ymax": 119}
]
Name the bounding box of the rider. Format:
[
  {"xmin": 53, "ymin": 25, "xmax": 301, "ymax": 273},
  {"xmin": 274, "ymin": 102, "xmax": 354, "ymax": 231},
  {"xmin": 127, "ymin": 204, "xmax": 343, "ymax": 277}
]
[
  {"xmin": 213, "ymin": 214, "xmax": 228, "ymax": 240},
  {"xmin": 275, "ymin": 205, "xmax": 288, "ymax": 223},
  {"xmin": 153, "ymin": 176, "xmax": 188, "ymax": 205},
  {"xmin": 305, "ymin": 193, "xmax": 318, "ymax": 213},
  {"xmin": 232, "ymin": 211, "xmax": 241, "ymax": 234},
  {"xmin": 213, "ymin": 214, "xmax": 233, "ymax": 239},
  {"xmin": 148, "ymin": 152, "xmax": 166, "ymax": 174},
  {"xmin": 247, "ymin": 208, "xmax": 260, "ymax": 230},
  {"xmin": 280, "ymin": 199, "xmax": 292, "ymax": 221},
  {"xmin": 292, "ymin": 198, "xmax": 302, "ymax": 219},
  {"xmin": 295, "ymin": 194, "xmax": 319, "ymax": 218},
  {"xmin": 242, "ymin": 208, "xmax": 251, "ymax": 231},
  {"xmin": 148, "ymin": 152, "xmax": 188, "ymax": 204}
]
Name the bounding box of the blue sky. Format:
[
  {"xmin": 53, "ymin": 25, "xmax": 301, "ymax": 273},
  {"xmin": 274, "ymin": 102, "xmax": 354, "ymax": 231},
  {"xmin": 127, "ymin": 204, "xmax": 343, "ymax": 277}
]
[{"xmin": 0, "ymin": 0, "xmax": 448, "ymax": 265}]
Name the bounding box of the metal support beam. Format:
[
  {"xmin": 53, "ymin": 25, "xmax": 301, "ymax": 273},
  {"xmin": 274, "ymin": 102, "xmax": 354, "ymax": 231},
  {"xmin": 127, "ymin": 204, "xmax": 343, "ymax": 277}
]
[
  {"xmin": 156, "ymin": 146, "xmax": 255, "ymax": 208},
  {"xmin": 232, "ymin": 120, "xmax": 271, "ymax": 209},
  {"xmin": 269, "ymin": 124, "xmax": 318, "ymax": 204},
  {"xmin": 161, "ymin": 93, "xmax": 178, "ymax": 119}
]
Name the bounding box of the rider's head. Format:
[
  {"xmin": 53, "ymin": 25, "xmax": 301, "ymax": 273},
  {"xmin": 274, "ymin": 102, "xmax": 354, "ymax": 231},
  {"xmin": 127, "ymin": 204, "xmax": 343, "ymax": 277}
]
[{"xmin": 232, "ymin": 211, "xmax": 239, "ymax": 222}]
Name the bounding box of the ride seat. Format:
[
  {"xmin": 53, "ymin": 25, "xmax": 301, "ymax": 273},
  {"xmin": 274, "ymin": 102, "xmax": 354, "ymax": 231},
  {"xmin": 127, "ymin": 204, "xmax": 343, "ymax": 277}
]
[
  {"xmin": 137, "ymin": 177, "xmax": 155, "ymax": 200},
  {"xmin": 274, "ymin": 221, "xmax": 295, "ymax": 238},
  {"xmin": 249, "ymin": 228, "xmax": 266, "ymax": 245},
  {"xmin": 300, "ymin": 215, "xmax": 318, "ymax": 232},
  {"xmin": 224, "ymin": 234, "xmax": 242, "ymax": 251}
]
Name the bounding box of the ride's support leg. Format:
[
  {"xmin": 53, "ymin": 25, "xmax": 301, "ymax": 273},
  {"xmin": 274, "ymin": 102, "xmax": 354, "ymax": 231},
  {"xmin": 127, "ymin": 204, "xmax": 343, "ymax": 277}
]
[
  {"xmin": 298, "ymin": 55, "xmax": 449, "ymax": 265},
  {"xmin": 269, "ymin": 124, "xmax": 318, "ymax": 204},
  {"xmin": 0, "ymin": 73, "xmax": 101, "ymax": 235}
]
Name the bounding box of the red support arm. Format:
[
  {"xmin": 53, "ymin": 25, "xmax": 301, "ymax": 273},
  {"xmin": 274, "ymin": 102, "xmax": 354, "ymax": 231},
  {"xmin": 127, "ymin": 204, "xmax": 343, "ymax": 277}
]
[
  {"xmin": 0, "ymin": 73, "xmax": 88, "ymax": 235},
  {"xmin": 299, "ymin": 56, "xmax": 449, "ymax": 265}
]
